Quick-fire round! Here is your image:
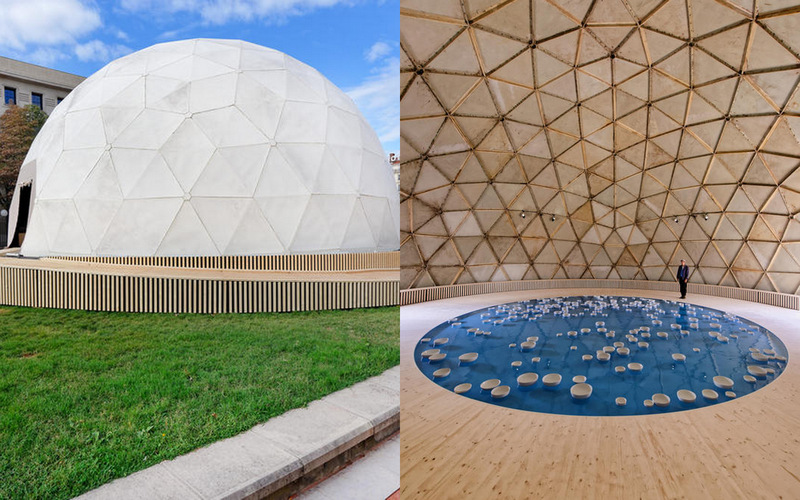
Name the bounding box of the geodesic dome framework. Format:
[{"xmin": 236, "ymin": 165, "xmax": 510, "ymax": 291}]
[
  {"xmin": 401, "ymin": 0, "xmax": 800, "ymax": 294},
  {"xmin": 18, "ymin": 38, "xmax": 399, "ymax": 257}
]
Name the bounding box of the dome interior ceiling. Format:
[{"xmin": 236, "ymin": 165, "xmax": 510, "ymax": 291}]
[{"xmin": 400, "ymin": 0, "xmax": 800, "ymax": 293}]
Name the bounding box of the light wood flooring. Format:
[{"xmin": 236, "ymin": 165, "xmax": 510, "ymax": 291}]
[{"xmin": 400, "ymin": 288, "xmax": 800, "ymax": 499}]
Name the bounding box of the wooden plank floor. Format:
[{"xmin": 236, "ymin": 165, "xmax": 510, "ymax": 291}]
[{"xmin": 400, "ymin": 288, "xmax": 800, "ymax": 499}]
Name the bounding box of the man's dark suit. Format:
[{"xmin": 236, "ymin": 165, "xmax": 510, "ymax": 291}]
[{"xmin": 677, "ymin": 264, "xmax": 689, "ymax": 298}]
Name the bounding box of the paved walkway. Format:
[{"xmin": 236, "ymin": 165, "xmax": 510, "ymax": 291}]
[{"xmin": 297, "ymin": 433, "xmax": 399, "ymax": 500}]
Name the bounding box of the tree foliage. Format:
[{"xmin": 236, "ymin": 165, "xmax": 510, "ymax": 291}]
[{"xmin": 0, "ymin": 104, "xmax": 48, "ymax": 209}]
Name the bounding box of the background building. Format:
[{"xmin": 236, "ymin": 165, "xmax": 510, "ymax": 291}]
[
  {"xmin": 390, "ymin": 152, "xmax": 400, "ymax": 185},
  {"xmin": 0, "ymin": 56, "xmax": 84, "ymax": 247},
  {"xmin": 1, "ymin": 56, "xmax": 84, "ymax": 114}
]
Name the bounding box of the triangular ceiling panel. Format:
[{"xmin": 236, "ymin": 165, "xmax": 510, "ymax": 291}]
[{"xmin": 401, "ymin": 2, "xmax": 800, "ymax": 292}]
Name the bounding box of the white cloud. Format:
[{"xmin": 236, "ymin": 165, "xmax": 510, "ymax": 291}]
[
  {"xmin": 157, "ymin": 23, "xmax": 201, "ymax": 41},
  {"xmin": 121, "ymin": 0, "xmax": 356, "ymax": 24},
  {"xmin": 347, "ymin": 53, "xmax": 399, "ymax": 154},
  {"xmin": 74, "ymin": 40, "xmax": 133, "ymax": 63},
  {"xmin": 365, "ymin": 41, "xmax": 391, "ymax": 63},
  {"xmin": 27, "ymin": 47, "xmax": 68, "ymax": 67},
  {"xmin": 114, "ymin": 29, "xmax": 131, "ymax": 42},
  {"xmin": 120, "ymin": 0, "xmax": 204, "ymax": 11},
  {"xmin": 0, "ymin": 0, "xmax": 101, "ymax": 50}
]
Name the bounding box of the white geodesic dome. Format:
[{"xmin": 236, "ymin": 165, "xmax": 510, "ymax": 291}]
[{"xmin": 18, "ymin": 38, "xmax": 399, "ymax": 257}]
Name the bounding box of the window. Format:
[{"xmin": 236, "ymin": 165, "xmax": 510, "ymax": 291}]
[
  {"xmin": 31, "ymin": 92, "xmax": 43, "ymax": 109},
  {"xmin": 4, "ymin": 87, "xmax": 16, "ymax": 105}
]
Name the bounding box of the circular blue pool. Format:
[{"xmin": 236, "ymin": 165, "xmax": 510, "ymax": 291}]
[{"xmin": 414, "ymin": 296, "xmax": 788, "ymax": 416}]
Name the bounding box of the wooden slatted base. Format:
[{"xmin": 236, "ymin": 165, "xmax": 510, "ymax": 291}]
[{"xmin": 0, "ymin": 252, "xmax": 399, "ymax": 313}]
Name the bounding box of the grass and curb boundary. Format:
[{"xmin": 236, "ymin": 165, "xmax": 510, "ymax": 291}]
[
  {"xmin": 0, "ymin": 306, "xmax": 398, "ymax": 498},
  {"xmin": 77, "ymin": 367, "xmax": 399, "ymax": 499}
]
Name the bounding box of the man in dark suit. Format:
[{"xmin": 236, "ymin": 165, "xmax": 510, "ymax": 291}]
[{"xmin": 676, "ymin": 259, "xmax": 690, "ymax": 299}]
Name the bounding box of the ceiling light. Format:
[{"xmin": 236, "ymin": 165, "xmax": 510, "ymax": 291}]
[
  {"xmin": 674, "ymin": 217, "xmax": 679, "ymax": 223},
  {"xmin": 703, "ymin": 213, "xmax": 708, "ymax": 220},
  {"xmin": 551, "ymin": 215, "xmax": 556, "ymax": 222},
  {"xmin": 520, "ymin": 210, "xmax": 526, "ymax": 219}
]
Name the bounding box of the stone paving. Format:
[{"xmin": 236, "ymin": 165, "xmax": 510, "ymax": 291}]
[{"xmin": 297, "ymin": 434, "xmax": 399, "ymax": 500}]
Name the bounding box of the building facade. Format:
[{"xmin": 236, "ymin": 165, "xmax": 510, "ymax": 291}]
[
  {"xmin": 1, "ymin": 56, "xmax": 84, "ymax": 247},
  {"xmin": 1, "ymin": 56, "xmax": 84, "ymax": 116},
  {"xmin": 390, "ymin": 152, "xmax": 400, "ymax": 186}
]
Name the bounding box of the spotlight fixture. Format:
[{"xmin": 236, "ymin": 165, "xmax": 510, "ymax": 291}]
[
  {"xmin": 703, "ymin": 213, "xmax": 709, "ymax": 221},
  {"xmin": 673, "ymin": 217, "xmax": 679, "ymax": 223},
  {"xmin": 521, "ymin": 210, "xmax": 526, "ymax": 219},
  {"xmin": 551, "ymin": 214, "xmax": 556, "ymax": 222}
]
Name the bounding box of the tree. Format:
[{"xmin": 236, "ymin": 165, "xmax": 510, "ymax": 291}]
[{"xmin": 0, "ymin": 104, "xmax": 48, "ymax": 209}]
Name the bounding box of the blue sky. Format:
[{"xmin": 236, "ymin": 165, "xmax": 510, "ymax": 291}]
[{"xmin": 0, "ymin": 0, "xmax": 399, "ymax": 154}]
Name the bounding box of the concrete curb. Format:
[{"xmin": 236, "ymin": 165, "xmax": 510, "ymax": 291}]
[{"xmin": 75, "ymin": 366, "xmax": 399, "ymax": 500}]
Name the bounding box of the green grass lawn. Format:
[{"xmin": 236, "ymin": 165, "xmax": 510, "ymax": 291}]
[{"xmin": 0, "ymin": 305, "xmax": 398, "ymax": 499}]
